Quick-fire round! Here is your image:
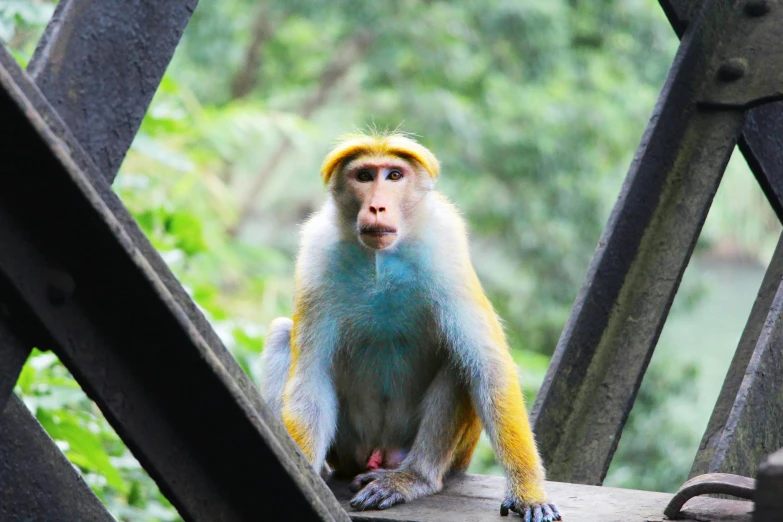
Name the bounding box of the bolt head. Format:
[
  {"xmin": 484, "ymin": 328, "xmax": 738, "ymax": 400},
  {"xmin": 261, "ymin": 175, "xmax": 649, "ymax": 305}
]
[
  {"xmin": 46, "ymin": 268, "xmax": 75, "ymax": 306},
  {"xmin": 745, "ymin": 0, "xmax": 771, "ymax": 16},
  {"xmin": 717, "ymin": 58, "xmax": 748, "ymax": 82}
]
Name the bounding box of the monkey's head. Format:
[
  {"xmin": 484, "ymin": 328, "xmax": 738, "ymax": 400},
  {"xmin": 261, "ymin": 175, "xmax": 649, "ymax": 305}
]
[{"xmin": 321, "ymin": 133, "xmax": 440, "ymax": 251}]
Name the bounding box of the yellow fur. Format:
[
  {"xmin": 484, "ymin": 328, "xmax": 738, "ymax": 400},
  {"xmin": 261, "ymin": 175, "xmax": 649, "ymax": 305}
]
[
  {"xmin": 281, "ymin": 288, "xmax": 316, "ymax": 459},
  {"xmin": 466, "ymin": 266, "xmax": 548, "ymax": 503},
  {"xmin": 320, "ymin": 132, "xmax": 440, "ymax": 183}
]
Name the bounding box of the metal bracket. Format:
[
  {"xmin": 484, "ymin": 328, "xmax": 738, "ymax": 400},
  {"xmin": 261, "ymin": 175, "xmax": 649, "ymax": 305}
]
[
  {"xmin": 700, "ymin": 0, "xmax": 783, "ymax": 109},
  {"xmin": 663, "ymin": 473, "xmax": 755, "ymax": 520}
]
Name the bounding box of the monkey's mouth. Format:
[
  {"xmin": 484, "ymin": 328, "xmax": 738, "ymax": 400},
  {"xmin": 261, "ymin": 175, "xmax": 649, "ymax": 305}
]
[{"xmin": 359, "ymin": 225, "xmax": 398, "ymax": 237}]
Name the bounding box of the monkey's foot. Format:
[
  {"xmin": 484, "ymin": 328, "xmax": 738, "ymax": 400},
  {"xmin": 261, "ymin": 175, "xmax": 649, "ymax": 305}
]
[
  {"xmin": 500, "ymin": 497, "xmax": 562, "ymax": 521},
  {"xmin": 349, "ymin": 469, "xmax": 437, "ymax": 511}
]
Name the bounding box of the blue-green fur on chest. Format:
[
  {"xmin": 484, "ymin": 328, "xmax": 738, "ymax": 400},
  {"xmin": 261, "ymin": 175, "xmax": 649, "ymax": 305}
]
[{"xmin": 326, "ymin": 241, "xmax": 438, "ymax": 395}]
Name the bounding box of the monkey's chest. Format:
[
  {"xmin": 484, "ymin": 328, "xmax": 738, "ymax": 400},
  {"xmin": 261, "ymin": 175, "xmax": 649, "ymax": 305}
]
[
  {"xmin": 329, "ymin": 244, "xmax": 436, "ymax": 344},
  {"xmin": 329, "ymin": 246, "xmax": 441, "ymax": 446}
]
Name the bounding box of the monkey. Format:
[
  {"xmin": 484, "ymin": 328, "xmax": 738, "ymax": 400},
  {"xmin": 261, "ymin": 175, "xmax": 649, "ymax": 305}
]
[{"xmin": 260, "ymin": 132, "xmax": 561, "ymax": 521}]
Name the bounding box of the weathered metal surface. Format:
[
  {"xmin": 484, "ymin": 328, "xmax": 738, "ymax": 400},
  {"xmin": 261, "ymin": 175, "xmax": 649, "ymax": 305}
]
[
  {"xmin": 2, "ymin": 7, "xmax": 267, "ymax": 423},
  {"xmin": 664, "ymin": 474, "xmax": 755, "ymax": 520},
  {"xmin": 0, "ymin": 327, "xmax": 30, "ymax": 413},
  {"xmin": 692, "ymin": 258, "xmax": 783, "ymax": 479},
  {"xmin": 531, "ymin": 0, "xmax": 747, "ymax": 485},
  {"xmin": 0, "ymin": 395, "xmax": 115, "ymax": 521},
  {"xmin": 697, "ymin": 1, "xmax": 783, "ymax": 109},
  {"xmin": 327, "ymin": 474, "xmax": 753, "ymax": 522},
  {"xmin": 0, "ymin": 45, "xmax": 348, "ymax": 522},
  {"xmin": 661, "ymin": 0, "xmax": 783, "ymax": 223},
  {"xmin": 739, "ymin": 106, "xmax": 783, "ymax": 224},
  {"xmin": 0, "ymin": 273, "xmax": 53, "ymax": 412},
  {"xmin": 658, "ymin": 0, "xmax": 696, "ymax": 37},
  {"xmin": 754, "ymin": 449, "xmax": 783, "ymax": 522},
  {"xmin": 27, "ymin": 0, "xmax": 198, "ymax": 182},
  {"xmin": 691, "ymin": 234, "xmax": 783, "ymax": 478}
]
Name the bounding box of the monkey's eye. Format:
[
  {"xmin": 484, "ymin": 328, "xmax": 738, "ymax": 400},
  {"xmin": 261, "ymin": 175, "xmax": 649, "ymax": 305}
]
[
  {"xmin": 387, "ymin": 170, "xmax": 403, "ymax": 181},
  {"xmin": 356, "ymin": 170, "xmax": 373, "ymax": 182}
]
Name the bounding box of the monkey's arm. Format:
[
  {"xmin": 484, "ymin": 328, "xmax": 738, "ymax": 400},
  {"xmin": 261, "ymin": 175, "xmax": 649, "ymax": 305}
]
[
  {"xmin": 280, "ymin": 301, "xmax": 339, "ymax": 472},
  {"xmin": 439, "ymin": 271, "xmax": 560, "ymax": 520}
]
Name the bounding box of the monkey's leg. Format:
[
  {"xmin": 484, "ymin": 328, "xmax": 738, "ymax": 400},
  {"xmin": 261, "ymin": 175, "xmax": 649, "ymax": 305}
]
[
  {"xmin": 472, "ymin": 355, "xmax": 561, "ymax": 521},
  {"xmin": 259, "ymin": 317, "xmax": 293, "ymax": 418},
  {"xmin": 349, "ymin": 367, "xmax": 471, "ymax": 511}
]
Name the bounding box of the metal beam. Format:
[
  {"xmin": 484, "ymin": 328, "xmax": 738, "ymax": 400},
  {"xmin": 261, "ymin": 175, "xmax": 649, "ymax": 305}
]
[
  {"xmin": 0, "ymin": 395, "xmax": 115, "ymax": 522},
  {"xmin": 0, "ymin": 44, "xmax": 347, "ymax": 522},
  {"xmin": 531, "ymin": 0, "xmax": 748, "ymax": 484},
  {"xmin": 658, "ymin": 0, "xmax": 783, "ymax": 480},
  {"xmin": 27, "ymin": 0, "xmax": 198, "ymax": 182},
  {"xmin": 691, "ymin": 234, "xmax": 783, "ymax": 478},
  {"xmin": 691, "ymin": 240, "xmax": 783, "ymax": 478},
  {"xmin": 661, "ymin": 0, "xmax": 783, "ymax": 222}
]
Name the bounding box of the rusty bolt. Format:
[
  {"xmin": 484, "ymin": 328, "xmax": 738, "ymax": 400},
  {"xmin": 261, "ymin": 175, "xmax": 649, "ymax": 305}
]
[
  {"xmin": 717, "ymin": 58, "xmax": 747, "ymax": 82},
  {"xmin": 744, "ymin": 0, "xmax": 771, "ymax": 16},
  {"xmin": 46, "ymin": 268, "xmax": 75, "ymax": 306}
]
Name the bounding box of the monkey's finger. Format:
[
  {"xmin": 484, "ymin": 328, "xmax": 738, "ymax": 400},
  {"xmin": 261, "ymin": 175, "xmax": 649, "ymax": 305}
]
[
  {"xmin": 350, "ymin": 485, "xmax": 384, "ymax": 510},
  {"xmin": 549, "ymin": 504, "xmax": 562, "ymax": 520},
  {"xmin": 377, "ymin": 492, "xmax": 404, "ymax": 510},
  {"xmin": 533, "ymin": 505, "xmax": 544, "ymax": 522},
  {"xmin": 542, "ymin": 504, "xmax": 555, "ymax": 521},
  {"xmin": 349, "ymin": 473, "xmax": 378, "ymax": 492},
  {"xmin": 522, "ymin": 506, "xmax": 532, "ymax": 522},
  {"xmin": 363, "ymin": 488, "xmax": 388, "ymax": 509},
  {"xmin": 349, "ymin": 489, "xmax": 372, "ymax": 509},
  {"xmin": 500, "ymin": 498, "xmax": 513, "ymax": 516}
]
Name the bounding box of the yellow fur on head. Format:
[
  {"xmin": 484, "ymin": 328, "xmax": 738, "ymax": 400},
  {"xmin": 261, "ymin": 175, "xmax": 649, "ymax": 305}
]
[{"xmin": 320, "ymin": 132, "xmax": 440, "ymax": 183}]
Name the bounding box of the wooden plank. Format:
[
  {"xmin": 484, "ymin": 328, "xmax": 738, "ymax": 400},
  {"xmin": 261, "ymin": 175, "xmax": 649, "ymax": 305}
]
[
  {"xmin": 329, "ymin": 474, "xmax": 753, "ymax": 522},
  {"xmin": 531, "ymin": 0, "xmax": 746, "ymax": 485}
]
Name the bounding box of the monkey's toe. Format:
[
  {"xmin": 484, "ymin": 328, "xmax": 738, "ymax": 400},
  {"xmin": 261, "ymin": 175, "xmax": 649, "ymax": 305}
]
[
  {"xmin": 500, "ymin": 498, "xmax": 562, "ymax": 521},
  {"xmin": 349, "ymin": 481, "xmax": 406, "ymax": 511},
  {"xmin": 349, "ymin": 470, "xmax": 388, "ymax": 493}
]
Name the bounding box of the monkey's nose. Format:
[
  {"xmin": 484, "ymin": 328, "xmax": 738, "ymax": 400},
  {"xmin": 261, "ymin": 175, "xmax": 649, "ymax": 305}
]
[{"xmin": 369, "ymin": 205, "xmax": 386, "ymax": 214}]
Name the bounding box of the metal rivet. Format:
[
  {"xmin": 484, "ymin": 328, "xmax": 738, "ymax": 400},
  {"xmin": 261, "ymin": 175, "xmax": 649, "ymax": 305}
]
[
  {"xmin": 744, "ymin": 0, "xmax": 771, "ymax": 16},
  {"xmin": 717, "ymin": 58, "xmax": 747, "ymax": 82},
  {"xmin": 46, "ymin": 269, "xmax": 75, "ymax": 306}
]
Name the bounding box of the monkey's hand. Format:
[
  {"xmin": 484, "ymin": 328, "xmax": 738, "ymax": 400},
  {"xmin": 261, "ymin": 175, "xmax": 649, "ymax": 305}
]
[
  {"xmin": 500, "ymin": 496, "xmax": 562, "ymax": 521},
  {"xmin": 348, "ymin": 469, "xmax": 438, "ymax": 511}
]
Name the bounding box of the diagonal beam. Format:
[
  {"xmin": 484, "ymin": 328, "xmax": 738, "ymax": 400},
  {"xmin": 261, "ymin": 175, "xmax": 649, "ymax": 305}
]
[
  {"xmin": 0, "ymin": 43, "xmax": 347, "ymax": 522},
  {"xmin": 27, "ymin": 0, "xmax": 197, "ymax": 183},
  {"xmin": 690, "ymin": 232, "xmax": 783, "ymax": 478},
  {"xmin": 531, "ymin": 0, "xmax": 748, "ymax": 484},
  {"xmin": 0, "ymin": 0, "xmax": 203, "ymax": 421},
  {"xmin": 0, "ymin": 396, "xmax": 114, "ymax": 521},
  {"xmin": 661, "ymin": 0, "xmax": 783, "ymax": 480}
]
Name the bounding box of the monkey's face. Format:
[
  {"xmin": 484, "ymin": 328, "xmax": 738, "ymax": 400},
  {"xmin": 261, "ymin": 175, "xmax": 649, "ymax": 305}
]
[{"xmin": 334, "ymin": 154, "xmax": 427, "ymax": 250}]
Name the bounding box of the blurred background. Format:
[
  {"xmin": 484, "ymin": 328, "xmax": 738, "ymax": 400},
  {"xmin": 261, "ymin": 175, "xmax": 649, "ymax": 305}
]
[{"xmin": 3, "ymin": 0, "xmax": 782, "ymax": 519}]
